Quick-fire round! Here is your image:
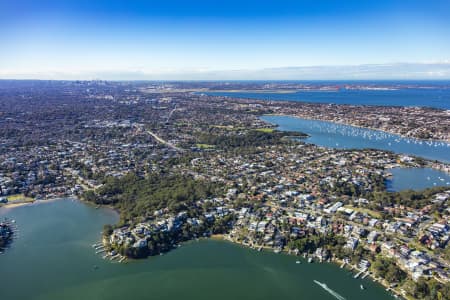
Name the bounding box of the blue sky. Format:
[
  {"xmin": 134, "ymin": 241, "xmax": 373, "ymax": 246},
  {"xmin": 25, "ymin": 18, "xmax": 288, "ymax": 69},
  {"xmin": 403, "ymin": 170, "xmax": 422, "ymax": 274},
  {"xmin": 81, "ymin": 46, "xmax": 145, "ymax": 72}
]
[{"xmin": 1, "ymin": 0, "xmax": 450, "ymax": 79}]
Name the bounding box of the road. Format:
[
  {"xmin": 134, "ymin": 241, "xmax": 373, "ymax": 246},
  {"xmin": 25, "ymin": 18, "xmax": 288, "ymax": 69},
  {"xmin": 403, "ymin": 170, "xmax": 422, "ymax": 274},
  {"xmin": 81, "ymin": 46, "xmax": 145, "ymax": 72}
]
[{"xmin": 147, "ymin": 130, "xmax": 184, "ymax": 152}]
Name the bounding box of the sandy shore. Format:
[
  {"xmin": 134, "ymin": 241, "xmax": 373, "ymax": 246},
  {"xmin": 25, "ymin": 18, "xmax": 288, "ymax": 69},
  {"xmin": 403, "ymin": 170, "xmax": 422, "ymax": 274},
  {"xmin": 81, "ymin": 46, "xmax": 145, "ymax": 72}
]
[
  {"xmin": 0, "ymin": 201, "xmax": 35, "ymax": 209},
  {"xmin": 0, "ymin": 197, "xmax": 71, "ymax": 211},
  {"xmin": 210, "ymin": 234, "xmax": 225, "ymax": 240}
]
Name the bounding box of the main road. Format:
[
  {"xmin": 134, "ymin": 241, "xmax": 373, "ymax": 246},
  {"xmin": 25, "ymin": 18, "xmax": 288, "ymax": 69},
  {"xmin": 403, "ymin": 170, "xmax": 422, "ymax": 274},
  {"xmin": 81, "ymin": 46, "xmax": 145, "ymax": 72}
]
[{"xmin": 146, "ymin": 130, "xmax": 184, "ymax": 152}]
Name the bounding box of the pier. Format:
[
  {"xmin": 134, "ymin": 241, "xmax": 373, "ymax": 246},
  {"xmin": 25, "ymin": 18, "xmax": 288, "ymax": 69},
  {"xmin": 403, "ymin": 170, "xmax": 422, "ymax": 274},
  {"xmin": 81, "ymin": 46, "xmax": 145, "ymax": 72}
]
[
  {"xmin": 92, "ymin": 241, "xmax": 127, "ymax": 263},
  {"xmin": 354, "ymin": 270, "xmax": 364, "ymax": 279}
]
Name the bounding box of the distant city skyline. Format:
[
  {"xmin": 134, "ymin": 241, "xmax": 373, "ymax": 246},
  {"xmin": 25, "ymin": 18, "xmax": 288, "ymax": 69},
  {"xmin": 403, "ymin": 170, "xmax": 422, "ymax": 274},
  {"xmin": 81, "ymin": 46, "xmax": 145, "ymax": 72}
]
[{"xmin": 1, "ymin": 0, "xmax": 450, "ymax": 80}]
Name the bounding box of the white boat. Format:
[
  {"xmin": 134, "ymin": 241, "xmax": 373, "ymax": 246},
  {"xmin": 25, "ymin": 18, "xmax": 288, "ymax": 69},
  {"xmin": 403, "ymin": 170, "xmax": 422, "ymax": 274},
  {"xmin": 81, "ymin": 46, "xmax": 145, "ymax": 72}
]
[{"xmin": 314, "ymin": 280, "xmax": 346, "ymax": 300}]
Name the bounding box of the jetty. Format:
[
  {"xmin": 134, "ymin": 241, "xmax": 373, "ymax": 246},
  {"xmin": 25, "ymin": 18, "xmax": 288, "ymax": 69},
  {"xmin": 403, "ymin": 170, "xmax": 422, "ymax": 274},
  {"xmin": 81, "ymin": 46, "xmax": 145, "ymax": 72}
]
[
  {"xmin": 354, "ymin": 270, "xmax": 364, "ymax": 279},
  {"xmin": 110, "ymin": 254, "xmax": 120, "ymax": 260},
  {"xmin": 92, "ymin": 242, "xmax": 102, "ymax": 248}
]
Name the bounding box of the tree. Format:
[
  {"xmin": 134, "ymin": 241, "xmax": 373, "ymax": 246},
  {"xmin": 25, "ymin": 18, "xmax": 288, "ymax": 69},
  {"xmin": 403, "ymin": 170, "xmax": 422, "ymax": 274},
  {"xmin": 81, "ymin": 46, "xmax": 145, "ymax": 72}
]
[
  {"xmin": 371, "ymin": 256, "xmax": 406, "ymax": 284},
  {"xmin": 103, "ymin": 224, "xmax": 113, "ymax": 237}
]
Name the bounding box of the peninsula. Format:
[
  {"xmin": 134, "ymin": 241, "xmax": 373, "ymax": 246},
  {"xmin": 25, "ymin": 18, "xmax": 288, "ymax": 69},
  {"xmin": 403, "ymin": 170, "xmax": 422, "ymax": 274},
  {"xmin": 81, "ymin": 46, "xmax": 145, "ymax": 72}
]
[{"xmin": 1, "ymin": 80, "xmax": 449, "ymax": 300}]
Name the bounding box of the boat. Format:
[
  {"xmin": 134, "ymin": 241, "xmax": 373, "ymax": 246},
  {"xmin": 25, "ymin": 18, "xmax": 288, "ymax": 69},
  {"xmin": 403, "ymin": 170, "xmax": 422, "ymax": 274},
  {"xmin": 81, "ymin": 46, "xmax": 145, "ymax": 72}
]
[
  {"xmin": 313, "ymin": 280, "xmax": 346, "ymax": 300},
  {"xmin": 360, "ymin": 284, "xmax": 364, "ymax": 290},
  {"xmin": 296, "ymin": 260, "xmax": 301, "ymax": 264},
  {"xmin": 308, "ymin": 257, "xmax": 313, "ymax": 263}
]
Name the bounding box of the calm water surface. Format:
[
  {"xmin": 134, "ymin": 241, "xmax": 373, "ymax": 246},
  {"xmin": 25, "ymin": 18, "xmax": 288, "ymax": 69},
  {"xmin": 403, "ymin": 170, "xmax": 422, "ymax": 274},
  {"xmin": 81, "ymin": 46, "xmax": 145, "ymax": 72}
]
[
  {"xmin": 206, "ymin": 88, "xmax": 450, "ymax": 109},
  {"xmin": 0, "ymin": 199, "xmax": 392, "ymax": 300},
  {"xmin": 260, "ymin": 115, "xmax": 450, "ymax": 163},
  {"xmin": 386, "ymin": 168, "xmax": 450, "ymax": 192}
]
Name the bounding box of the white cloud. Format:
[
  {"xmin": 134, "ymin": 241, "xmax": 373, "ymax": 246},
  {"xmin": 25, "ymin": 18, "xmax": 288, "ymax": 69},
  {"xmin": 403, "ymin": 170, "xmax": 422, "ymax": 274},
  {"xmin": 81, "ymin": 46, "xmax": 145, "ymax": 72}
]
[{"xmin": 1, "ymin": 62, "xmax": 450, "ymax": 80}]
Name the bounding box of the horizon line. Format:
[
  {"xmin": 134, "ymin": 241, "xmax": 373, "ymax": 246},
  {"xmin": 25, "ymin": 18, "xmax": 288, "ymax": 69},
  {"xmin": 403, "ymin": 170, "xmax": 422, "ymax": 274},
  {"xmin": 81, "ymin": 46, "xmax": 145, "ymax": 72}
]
[
  {"xmin": 2, "ymin": 78, "xmax": 450, "ymax": 82},
  {"xmin": 2, "ymin": 62, "xmax": 450, "ymax": 81}
]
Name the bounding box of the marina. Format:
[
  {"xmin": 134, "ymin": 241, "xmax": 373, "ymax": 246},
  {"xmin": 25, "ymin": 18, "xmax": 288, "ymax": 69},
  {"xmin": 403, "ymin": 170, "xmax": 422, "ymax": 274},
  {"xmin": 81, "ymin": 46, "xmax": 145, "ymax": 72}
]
[
  {"xmin": 1, "ymin": 0, "xmax": 449, "ymax": 299},
  {"xmin": 260, "ymin": 115, "xmax": 450, "ymax": 162},
  {"xmin": 0, "ymin": 198, "xmax": 393, "ymax": 300},
  {"xmin": 0, "ymin": 217, "xmax": 17, "ymax": 252},
  {"xmin": 386, "ymin": 167, "xmax": 450, "ymax": 192}
]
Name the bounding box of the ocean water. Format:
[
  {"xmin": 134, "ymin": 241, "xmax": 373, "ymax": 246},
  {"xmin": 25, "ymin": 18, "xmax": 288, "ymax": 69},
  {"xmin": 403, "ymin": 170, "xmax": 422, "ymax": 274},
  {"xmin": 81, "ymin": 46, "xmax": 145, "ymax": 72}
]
[{"xmin": 205, "ymin": 88, "xmax": 450, "ymax": 109}]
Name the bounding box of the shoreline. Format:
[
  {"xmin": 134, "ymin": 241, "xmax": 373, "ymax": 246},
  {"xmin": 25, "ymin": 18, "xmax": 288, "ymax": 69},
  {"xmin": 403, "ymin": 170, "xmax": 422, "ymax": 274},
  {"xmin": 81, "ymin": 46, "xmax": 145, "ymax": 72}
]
[
  {"xmin": 261, "ymin": 113, "xmax": 450, "ymax": 145},
  {"xmin": 0, "ymin": 196, "xmax": 118, "ymax": 212},
  {"xmin": 203, "ymin": 89, "xmax": 301, "ymax": 94},
  {"xmin": 211, "ymin": 234, "xmax": 407, "ymax": 299},
  {"xmin": 77, "ymin": 197, "xmax": 120, "ymax": 215},
  {"xmin": 0, "ymin": 197, "xmax": 410, "ymax": 299},
  {"xmin": 207, "ymin": 90, "xmax": 449, "ymax": 111},
  {"xmin": 262, "ymin": 113, "xmax": 450, "ymax": 173},
  {"xmin": 0, "ymin": 196, "xmax": 75, "ymax": 211},
  {"xmin": 0, "ymin": 201, "xmax": 35, "ymax": 209}
]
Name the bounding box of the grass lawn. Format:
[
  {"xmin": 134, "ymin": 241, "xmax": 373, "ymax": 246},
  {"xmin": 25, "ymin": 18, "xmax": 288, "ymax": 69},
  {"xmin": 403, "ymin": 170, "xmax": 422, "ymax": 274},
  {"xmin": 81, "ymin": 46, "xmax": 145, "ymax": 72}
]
[
  {"xmin": 254, "ymin": 128, "xmax": 274, "ymax": 133},
  {"xmin": 210, "ymin": 125, "xmax": 246, "ymax": 131},
  {"xmin": 344, "ymin": 205, "xmax": 382, "ymax": 219},
  {"xmin": 6, "ymin": 194, "xmax": 34, "ymax": 203},
  {"xmin": 196, "ymin": 143, "xmax": 216, "ymax": 149},
  {"xmin": 408, "ymin": 240, "xmax": 434, "ymax": 256}
]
